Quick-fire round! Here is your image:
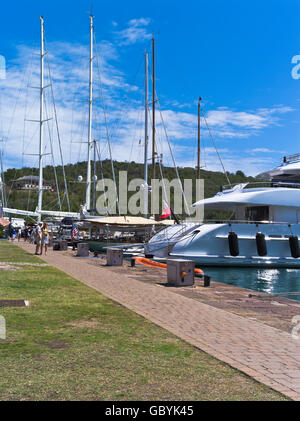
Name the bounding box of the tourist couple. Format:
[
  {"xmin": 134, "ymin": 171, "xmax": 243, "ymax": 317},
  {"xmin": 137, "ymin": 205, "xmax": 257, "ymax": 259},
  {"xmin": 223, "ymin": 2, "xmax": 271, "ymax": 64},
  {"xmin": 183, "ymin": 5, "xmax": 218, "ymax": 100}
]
[{"xmin": 35, "ymin": 222, "xmax": 49, "ymax": 256}]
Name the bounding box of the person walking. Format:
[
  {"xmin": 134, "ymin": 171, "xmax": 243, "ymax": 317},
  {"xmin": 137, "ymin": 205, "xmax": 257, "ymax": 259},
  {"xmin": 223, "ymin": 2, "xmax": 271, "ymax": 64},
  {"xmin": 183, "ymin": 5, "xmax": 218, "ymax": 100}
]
[
  {"xmin": 41, "ymin": 223, "xmax": 49, "ymax": 256},
  {"xmin": 35, "ymin": 223, "xmax": 42, "ymax": 255},
  {"xmin": 11, "ymin": 227, "xmax": 16, "ymax": 241},
  {"xmin": 29, "ymin": 227, "xmax": 34, "ymax": 244},
  {"xmin": 24, "ymin": 226, "xmax": 28, "ymax": 242}
]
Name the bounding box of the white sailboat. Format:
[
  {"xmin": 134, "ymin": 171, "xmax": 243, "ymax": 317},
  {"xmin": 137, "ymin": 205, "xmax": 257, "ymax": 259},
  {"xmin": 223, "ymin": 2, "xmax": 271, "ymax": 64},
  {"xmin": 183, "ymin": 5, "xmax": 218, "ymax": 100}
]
[
  {"xmin": 2, "ymin": 15, "xmax": 117, "ymax": 223},
  {"xmin": 2, "ymin": 16, "xmax": 79, "ymax": 221}
]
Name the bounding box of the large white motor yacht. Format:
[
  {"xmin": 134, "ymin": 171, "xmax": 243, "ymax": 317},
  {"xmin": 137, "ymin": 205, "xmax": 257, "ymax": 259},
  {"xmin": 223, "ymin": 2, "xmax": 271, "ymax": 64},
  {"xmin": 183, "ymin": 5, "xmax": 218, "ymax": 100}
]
[{"xmin": 145, "ymin": 154, "xmax": 300, "ymax": 267}]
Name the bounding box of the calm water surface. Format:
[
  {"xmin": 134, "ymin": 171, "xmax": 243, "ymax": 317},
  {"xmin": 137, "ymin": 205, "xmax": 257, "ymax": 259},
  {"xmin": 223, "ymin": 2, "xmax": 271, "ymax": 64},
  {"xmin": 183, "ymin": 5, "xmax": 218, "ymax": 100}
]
[{"xmin": 204, "ymin": 267, "xmax": 300, "ymax": 302}]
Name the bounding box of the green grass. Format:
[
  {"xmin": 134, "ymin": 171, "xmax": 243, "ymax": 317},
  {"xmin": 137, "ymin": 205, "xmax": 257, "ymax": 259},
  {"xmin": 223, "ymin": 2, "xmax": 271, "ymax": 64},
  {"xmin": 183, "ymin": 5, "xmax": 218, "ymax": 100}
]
[{"xmin": 0, "ymin": 241, "xmax": 288, "ymax": 400}]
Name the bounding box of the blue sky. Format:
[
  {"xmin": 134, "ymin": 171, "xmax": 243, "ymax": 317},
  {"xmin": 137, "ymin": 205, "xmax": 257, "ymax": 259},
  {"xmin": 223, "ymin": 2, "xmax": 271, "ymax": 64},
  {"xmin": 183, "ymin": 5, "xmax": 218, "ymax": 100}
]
[{"xmin": 0, "ymin": 0, "xmax": 300, "ymax": 175}]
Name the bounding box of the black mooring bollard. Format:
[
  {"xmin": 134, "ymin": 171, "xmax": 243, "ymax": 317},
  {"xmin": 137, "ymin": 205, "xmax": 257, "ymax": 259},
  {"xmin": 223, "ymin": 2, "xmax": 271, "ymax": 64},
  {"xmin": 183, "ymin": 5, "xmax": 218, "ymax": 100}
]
[
  {"xmin": 204, "ymin": 275, "xmax": 211, "ymax": 287},
  {"xmin": 131, "ymin": 258, "xmax": 136, "ymax": 267}
]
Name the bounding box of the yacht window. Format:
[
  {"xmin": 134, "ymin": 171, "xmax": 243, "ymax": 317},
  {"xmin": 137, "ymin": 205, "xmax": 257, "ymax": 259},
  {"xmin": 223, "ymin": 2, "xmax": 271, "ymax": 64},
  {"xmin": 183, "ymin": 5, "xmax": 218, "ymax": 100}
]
[{"xmin": 245, "ymin": 206, "xmax": 269, "ymax": 222}]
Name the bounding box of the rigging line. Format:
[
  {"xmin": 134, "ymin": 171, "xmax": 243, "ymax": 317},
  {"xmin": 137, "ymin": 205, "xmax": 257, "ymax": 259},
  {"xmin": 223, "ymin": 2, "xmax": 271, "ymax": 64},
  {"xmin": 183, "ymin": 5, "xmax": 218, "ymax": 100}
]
[
  {"xmin": 21, "ymin": 70, "xmax": 31, "ymax": 169},
  {"xmin": 21, "ymin": 95, "xmax": 41, "ymax": 156},
  {"xmin": 0, "ymin": 113, "xmax": 6, "ymax": 208},
  {"xmin": 0, "ymin": 146, "xmax": 7, "ymax": 208},
  {"xmin": 75, "ymin": 108, "xmax": 88, "ymax": 173},
  {"xmin": 201, "ymin": 108, "xmax": 231, "ymax": 186},
  {"xmin": 91, "ymin": 41, "xmax": 144, "ymax": 167},
  {"xmin": 147, "ymin": 104, "xmax": 170, "ymax": 214},
  {"xmin": 5, "ymin": 47, "xmax": 36, "ymax": 142},
  {"xmin": 66, "ymin": 88, "xmax": 87, "ymax": 176},
  {"xmin": 93, "ymin": 32, "xmax": 119, "ymax": 215},
  {"xmin": 156, "ymin": 129, "xmax": 173, "ymax": 217},
  {"xmin": 21, "ymin": 48, "xmax": 37, "ymax": 165},
  {"xmin": 157, "ymin": 154, "xmax": 169, "ymax": 212},
  {"xmin": 5, "ymin": 49, "xmax": 37, "ymax": 207},
  {"xmin": 23, "ymin": 98, "xmax": 55, "ymax": 210},
  {"xmin": 154, "ymin": 91, "xmax": 191, "ymax": 216},
  {"xmin": 44, "ymin": 39, "xmax": 71, "ymax": 212},
  {"xmin": 45, "ymin": 193, "xmax": 63, "ymax": 207},
  {"xmin": 95, "ymin": 144, "xmax": 108, "ymax": 215},
  {"xmin": 93, "ymin": 40, "xmax": 118, "ymax": 207},
  {"xmin": 100, "ymin": 52, "xmax": 145, "ymax": 145},
  {"xmin": 126, "ymin": 100, "xmax": 144, "ymax": 173},
  {"xmin": 70, "ymin": 93, "xmax": 75, "ymax": 144},
  {"xmin": 95, "ymin": 142, "xmax": 108, "ymax": 215},
  {"xmin": 44, "ymin": 96, "xmax": 62, "ymax": 211},
  {"xmin": 26, "ymin": 186, "xmax": 32, "ymax": 212}
]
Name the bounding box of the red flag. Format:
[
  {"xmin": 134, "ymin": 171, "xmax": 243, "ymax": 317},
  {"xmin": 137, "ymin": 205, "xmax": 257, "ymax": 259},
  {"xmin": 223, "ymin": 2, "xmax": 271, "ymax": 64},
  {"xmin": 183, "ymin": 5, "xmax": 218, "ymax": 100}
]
[
  {"xmin": 158, "ymin": 201, "xmax": 171, "ymax": 220},
  {"xmin": 71, "ymin": 223, "xmax": 79, "ymax": 241}
]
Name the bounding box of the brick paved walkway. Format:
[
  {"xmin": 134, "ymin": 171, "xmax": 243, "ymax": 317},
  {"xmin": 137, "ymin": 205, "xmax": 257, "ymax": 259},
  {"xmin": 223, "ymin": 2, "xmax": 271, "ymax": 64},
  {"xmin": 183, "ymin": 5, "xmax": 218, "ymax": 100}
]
[{"xmin": 17, "ymin": 242, "xmax": 300, "ymax": 400}]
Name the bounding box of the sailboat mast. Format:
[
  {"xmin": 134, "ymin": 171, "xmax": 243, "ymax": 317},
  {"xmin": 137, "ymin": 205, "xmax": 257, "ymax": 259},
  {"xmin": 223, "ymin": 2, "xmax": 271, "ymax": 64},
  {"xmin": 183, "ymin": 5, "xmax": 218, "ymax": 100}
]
[
  {"xmin": 143, "ymin": 52, "xmax": 149, "ymax": 218},
  {"xmin": 92, "ymin": 140, "xmax": 96, "ymax": 214},
  {"xmin": 86, "ymin": 15, "xmax": 94, "ymax": 211},
  {"xmin": 0, "ymin": 140, "xmax": 6, "ymax": 209},
  {"xmin": 37, "ymin": 16, "xmax": 45, "ymax": 223},
  {"xmin": 197, "ymin": 97, "xmax": 202, "ymax": 180},
  {"xmin": 196, "ymin": 97, "xmax": 202, "ymax": 221},
  {"xmin": 151, "ymin": 36, "xmax": 156, "ymax": 216}
]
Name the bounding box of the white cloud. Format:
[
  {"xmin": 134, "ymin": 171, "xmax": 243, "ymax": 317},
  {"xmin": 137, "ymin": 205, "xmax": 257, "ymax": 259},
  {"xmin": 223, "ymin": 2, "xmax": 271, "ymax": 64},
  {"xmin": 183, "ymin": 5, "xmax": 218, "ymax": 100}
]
[
  {"xmin": 114, "ymin": 18, "xmax": 152, "ymax": 45},
  {"xmin": 248, "ymin": 148, "xmax": 286, "ymax": 154}
]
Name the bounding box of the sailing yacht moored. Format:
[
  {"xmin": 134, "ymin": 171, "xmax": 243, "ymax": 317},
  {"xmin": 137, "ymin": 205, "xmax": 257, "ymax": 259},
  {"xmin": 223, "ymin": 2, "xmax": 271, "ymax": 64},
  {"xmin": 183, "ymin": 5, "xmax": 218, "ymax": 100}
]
[{"xmin": 145, "ymin": 154, "xmax": 300, "ymax": 267}]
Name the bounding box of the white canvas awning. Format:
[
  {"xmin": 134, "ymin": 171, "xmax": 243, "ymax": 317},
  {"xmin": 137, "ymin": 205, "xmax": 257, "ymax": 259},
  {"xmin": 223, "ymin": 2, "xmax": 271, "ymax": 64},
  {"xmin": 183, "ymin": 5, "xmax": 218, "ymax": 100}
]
[{"xmin": 84, "ymin": 216, "xmax": 174, "ymax": 226}]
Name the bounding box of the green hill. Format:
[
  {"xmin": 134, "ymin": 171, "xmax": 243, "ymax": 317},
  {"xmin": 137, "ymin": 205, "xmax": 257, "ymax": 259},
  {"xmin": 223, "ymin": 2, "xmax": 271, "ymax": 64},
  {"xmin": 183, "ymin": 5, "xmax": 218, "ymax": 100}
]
[{"xmin": 2, "ymin": 160, "xmax": 257, "ymax": 219}]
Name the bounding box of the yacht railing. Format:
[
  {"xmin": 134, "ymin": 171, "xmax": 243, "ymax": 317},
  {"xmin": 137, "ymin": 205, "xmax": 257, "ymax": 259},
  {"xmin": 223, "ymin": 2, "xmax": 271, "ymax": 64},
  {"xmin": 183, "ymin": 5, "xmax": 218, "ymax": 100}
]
[
  {"xmin": 284, "ymin": 153, "xmax": 300, "ymax": 164},
  {"xmin": 151, "ymin": 222, "xmax": 201, "ymax": 242},
  {"xmin": 204, "ymin": 219, "xmax": 299, "ymax": 225},
  {"xmin": 221, "ymin": 181, "xmax": 300, "ymax": 191}
]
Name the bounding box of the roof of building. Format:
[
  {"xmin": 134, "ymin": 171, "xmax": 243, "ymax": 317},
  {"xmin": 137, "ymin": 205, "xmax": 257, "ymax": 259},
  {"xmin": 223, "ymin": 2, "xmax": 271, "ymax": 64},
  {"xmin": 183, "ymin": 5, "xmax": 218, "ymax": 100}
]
[{"xmin": 16, "ymin": 175, "xmax": 39, "ymax": 182}]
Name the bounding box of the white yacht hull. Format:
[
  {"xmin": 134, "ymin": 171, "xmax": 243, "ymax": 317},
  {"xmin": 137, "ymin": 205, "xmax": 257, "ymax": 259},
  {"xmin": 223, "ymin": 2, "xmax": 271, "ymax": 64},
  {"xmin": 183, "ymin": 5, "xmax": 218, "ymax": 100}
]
[
  {"xmin": 145, "ymin": 223, "xmax": 200, "ymax": 258},
  {"xmin": 147, "ymin": 223, "xmax": 300, "ymax": 268}
]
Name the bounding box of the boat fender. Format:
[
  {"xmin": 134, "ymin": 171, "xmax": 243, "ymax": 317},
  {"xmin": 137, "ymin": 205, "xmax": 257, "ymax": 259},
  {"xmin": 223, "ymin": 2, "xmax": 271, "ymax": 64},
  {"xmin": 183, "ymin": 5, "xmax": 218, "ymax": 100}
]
[
  {"xmin": 256, "ymin": 232, "xmax": 267, "ymax": 256},
  {"xmin": 289, "ymin": 236, "xmax": 300, "ymax": 258},
  {"xmin": 228, "ymin": 232, "xmax": 239, "ymax": 256}
]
